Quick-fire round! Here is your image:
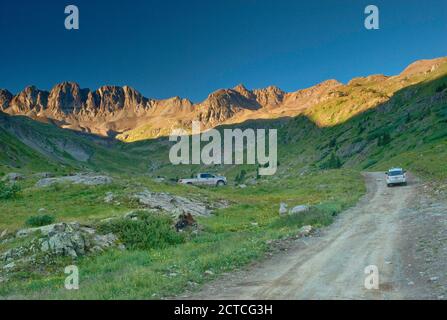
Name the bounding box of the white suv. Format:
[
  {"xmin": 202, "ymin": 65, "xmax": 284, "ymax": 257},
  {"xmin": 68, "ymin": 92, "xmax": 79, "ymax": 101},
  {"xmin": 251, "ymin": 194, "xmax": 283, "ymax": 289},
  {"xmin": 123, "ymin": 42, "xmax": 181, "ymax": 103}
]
[{"xmin": 386, "ymin": 168, "xmax": 407, "ymax": 187}]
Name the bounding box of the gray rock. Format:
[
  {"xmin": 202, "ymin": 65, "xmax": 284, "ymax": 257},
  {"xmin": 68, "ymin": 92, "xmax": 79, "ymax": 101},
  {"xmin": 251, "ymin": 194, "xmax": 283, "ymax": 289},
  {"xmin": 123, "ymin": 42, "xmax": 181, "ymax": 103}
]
[
  {"xmin": 429, "ymin": 276, "xmax": 439, "ymax": 282},
  {"xmin": 16, "ymin": 223, "xmax": 68, "ymax": 238},
  {"xmin": 123, "ymin": 211, "xmax": 138, "ymax": 220},
  {"xmin": 338, "ymin": 141, "xmax": 367, "ymax": 158},
  {"xmin": 3, "ymin": 262, "xmax": 15, "ymax": 271},
  {"xmin": 15, "ymin": 223, "xmax": 120, "ymax": 259},
  {"xmin": 0, "ymin": 229, "xmax": 8, "ymax": 239},
  {"xmin": 33, "ymin": 172, "xmax": 54, "ymax": 179},
  {"xmin": 41, "ymin": 230, "xmax": 86, "ymax": 258},
  {"xmin": 2, "ymin": 173, "xmax": 24, "ymax": 182},
  {"xmin": 1, "ymin": 222, "xmax": 123, "ymax": 276},
  {"xmin": 298, "ymin": 225, "xmax": 313, "ymax": 237},
  {"xmin": 247, "ymin": 179, "xmax": 257, "ymax": 185},
  {"xmin": 36, "ymin": 174, "xmax": 112, "ymax": 188},
  {"xmin": 94, "ymin": 233, "xmax": 118, "ymax": 247},
  {"xmin": 133, "ymin": 189, "xmax": 211, "ymax": 216},
  {"xmin": 279, "ymin": 203, "xmax": 288, "ymax": 215},
  {"xmin": 104, "ymin": 192, "xmax": 114, "ymax": 203},
  {"xmin": 290, "ymin": 205, "xmax": 310, "ymax": 215}
]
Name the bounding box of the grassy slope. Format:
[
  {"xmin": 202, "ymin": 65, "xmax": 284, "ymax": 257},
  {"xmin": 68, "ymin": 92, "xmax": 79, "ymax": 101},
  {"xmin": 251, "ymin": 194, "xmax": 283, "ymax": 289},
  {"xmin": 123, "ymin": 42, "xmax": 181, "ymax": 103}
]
[
  {"xmin": 275, "ymin": 65, "xmax": 447, "ymax": 180},
  {"xmin": 0, "ymin": 126, "xmax": 61, "ymax": 174},
  {"xmin": 0, "ymin": 113, "xmax": 151, "ymax": 175},
  {"xmin": 0, "ymin": 169, "xmax": 364, "ymax": 299}
]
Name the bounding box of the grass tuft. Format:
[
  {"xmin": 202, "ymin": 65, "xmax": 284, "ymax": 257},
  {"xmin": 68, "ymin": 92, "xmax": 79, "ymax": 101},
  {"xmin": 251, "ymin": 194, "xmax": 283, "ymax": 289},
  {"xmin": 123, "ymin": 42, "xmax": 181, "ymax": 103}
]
[{"xmin": 25, "ymin": 214, "xmax": 55, "ymax": 227}]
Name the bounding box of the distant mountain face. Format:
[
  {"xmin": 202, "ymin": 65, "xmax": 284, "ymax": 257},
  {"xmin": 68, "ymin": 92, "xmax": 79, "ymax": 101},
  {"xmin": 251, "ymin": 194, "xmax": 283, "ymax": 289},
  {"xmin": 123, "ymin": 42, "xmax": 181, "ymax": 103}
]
[{"xmin": 1, "ymin": 57, "xmax": 446, "ymax": 142}]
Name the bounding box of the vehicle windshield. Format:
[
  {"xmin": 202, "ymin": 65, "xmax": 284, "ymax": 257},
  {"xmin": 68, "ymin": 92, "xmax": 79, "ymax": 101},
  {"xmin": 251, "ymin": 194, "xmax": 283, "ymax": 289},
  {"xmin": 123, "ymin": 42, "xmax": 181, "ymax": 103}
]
[{"xmin": 388, "ymin": 170, "xmax": 403, "ymax": 176}]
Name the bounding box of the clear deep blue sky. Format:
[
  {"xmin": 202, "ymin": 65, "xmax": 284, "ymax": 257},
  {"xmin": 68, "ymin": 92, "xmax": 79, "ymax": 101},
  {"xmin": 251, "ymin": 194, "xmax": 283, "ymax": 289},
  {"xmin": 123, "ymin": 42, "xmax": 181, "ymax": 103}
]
[{"xmin": 0, "ymin": 0, "xmax": 446, "ymax": 102}]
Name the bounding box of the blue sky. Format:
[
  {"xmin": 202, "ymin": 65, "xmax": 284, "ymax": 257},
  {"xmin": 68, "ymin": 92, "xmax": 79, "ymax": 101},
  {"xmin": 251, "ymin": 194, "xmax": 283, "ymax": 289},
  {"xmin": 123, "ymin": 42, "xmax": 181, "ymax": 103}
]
[{"xmin": 0, "ymin": 0, "xmax": 446, "ymax": 102}]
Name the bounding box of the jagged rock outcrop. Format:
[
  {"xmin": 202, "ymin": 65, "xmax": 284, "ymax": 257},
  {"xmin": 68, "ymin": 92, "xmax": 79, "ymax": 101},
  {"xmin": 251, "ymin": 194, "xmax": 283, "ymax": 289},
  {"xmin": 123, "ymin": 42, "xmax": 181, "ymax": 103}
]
[
  {"xmin": 196, "ymin": 86, "xmax": 261, "ymax": 125},
  {"xmin": 0, "ymin": 80, "xmax": 336, "ymax": 139},
  {"xmin": 0, "ymin": 89, "xmax": 13, "ymax": 111},
  {"xmin": 253, "ymin": 86, "xmax": 285, "ymax": 108},
  {"xmin": 2, "ymin": 57, "xmax": 446, "ymax": 141},
  {"xmin": 46, "ymin": 82, "xmax": 89, "ymax": 115},
  {"xmin": 8, "ymin": 86, "xmax": 49, "ymax": 114}
]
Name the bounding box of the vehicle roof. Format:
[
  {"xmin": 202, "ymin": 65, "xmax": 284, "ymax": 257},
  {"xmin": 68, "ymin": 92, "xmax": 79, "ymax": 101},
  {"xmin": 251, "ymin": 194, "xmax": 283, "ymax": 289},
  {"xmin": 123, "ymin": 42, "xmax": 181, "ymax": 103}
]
[{"xmin": 388, "ymin": 168, "xmax": 403, "ymax": 171}]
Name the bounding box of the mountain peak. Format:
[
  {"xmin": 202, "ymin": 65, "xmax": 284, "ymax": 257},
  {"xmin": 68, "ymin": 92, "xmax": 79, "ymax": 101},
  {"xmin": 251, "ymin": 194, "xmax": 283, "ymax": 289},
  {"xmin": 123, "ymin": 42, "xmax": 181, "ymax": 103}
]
[
  {"xmin": 233, "ymin": 83, "xmax": 248, "ymax": 92},
  {"xmin": 22, "ymin": 85, "xmax": 43, "ymax": 94},
  {"xmin": 256, "ymin": 85, "xmax": 285, "ymax": 94},
  {"xmin": 47, "ymin": 82, "xmax": 87, "ymax": 114},
  {"xmin": 401, "ymin": 57, "xmax": 447, "ymax": 76},
  {"xmin": 319, "ymin": 79, "xmax": 343, "ymax": 87},
  {"xmin": 0, "ymin": 89, "xmax": 13, "ymax": 110}
]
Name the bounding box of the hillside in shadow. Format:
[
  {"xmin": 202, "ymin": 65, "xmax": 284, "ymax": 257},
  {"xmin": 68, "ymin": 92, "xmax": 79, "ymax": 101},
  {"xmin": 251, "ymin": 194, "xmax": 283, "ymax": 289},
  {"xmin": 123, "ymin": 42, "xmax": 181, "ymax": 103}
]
[{"xmin": 1, "ymin": 73, "xmax": 446, "ymax": 180}]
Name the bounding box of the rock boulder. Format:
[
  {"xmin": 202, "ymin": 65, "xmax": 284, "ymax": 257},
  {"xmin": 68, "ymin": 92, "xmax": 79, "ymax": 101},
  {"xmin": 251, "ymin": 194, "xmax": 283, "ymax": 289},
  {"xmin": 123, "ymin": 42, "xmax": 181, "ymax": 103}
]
[
  {"xmin": 133, "ymin": 189, "xmax": 211, "ymax": 216},
  {"xmin": 289, "ymin": 205, "xmax": 310, "ymax": 215},
  {"xmin": 36, "ymin": 174, "xmax": 112, "ymax": 188}
]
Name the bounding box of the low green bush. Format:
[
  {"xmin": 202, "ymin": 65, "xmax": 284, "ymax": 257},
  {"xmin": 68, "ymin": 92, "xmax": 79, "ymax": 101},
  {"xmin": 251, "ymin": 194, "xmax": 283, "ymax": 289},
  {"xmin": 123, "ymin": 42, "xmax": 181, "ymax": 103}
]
[
  {"xmin": 363, "ymin": 158, "xmax": 379, "ymax": 169},
  {"xmin": 0, "ymin": 181, "xmax": 21, "ymax": 200},
  {"xmin": 320, "ymin": 153, "xmax": 342, "ymax": 169},
  {"xmin": 25, "ymin": 214, "xmax": 55, "ymax": 227},
  {"xmin": 98, "ymin": 212, "xmax": 184, "ymax": 250},
  {"xmin": 270, "ymin": 206, "xmax": 335, "ymax": 230},
  {"xmin": 435, "ymin": 83, "xmax": 447, "ymax": 93}
]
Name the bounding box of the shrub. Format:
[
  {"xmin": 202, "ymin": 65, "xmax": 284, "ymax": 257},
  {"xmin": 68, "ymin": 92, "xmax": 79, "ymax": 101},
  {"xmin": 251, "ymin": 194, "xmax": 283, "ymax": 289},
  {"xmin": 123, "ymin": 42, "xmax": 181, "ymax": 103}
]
[
  {"xmin": 235, "ymin": 169, "xmax": 247, "ymax": 184},
  {"xmin": 320, "ymin": 153, "xmax": 342, "ymax": 169},
  {"xmin": 435, "ymin": 83, "xmax": 447, "ymax": 93},
  {"xmin": 328, "ymin": 138, "xmax": 337, "ymax": 148},
  {"xmin": 378, "ymin": 133, "xmax": 391, "ymax": 146},
  {"xmin": 0, "ymin": 181, "xmax": 21, "ymax": 200},
  {"xmin": 362, "ymin": 158, "xmax": 378, "ymax": 169},
  {"xmin": 97, "ymin": 212, "xmax": 184, "ymax": 250},
  {"xmin": 25, "ymin": 215, "xmax": 55, "ymax": 227},
  {"xmin": 270, "ymin": 206, "xmax": 335, "ymax": 230}
]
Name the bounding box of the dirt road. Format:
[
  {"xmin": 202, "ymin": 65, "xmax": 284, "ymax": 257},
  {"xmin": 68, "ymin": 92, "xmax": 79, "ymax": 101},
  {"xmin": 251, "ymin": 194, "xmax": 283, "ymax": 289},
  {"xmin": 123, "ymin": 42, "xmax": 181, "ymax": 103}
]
[{"xmin": 183, "ymin": 172, "xmax": 447, "ymax": 300}]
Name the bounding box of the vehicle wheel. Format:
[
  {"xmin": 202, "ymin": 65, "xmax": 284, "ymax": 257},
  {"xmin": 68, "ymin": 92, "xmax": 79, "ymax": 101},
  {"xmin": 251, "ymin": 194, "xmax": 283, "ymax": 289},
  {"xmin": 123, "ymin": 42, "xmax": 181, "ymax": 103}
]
[
  {"xmin": 387, "ymin": 183, "xmax": 392, "ymax": 187},
  {"xmin": 187, "ymin": 182, "xmax": 193, "ymax": 185},
  {"xmin": 216, "ymin": 181, "xmax": 225, "ymax": 187}
]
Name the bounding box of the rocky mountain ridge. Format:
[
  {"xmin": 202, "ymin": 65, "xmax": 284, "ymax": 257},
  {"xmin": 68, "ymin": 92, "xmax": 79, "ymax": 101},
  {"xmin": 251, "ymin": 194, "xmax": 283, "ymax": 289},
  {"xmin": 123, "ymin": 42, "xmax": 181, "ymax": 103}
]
[{"xmin": 1, "ymin": 57, "xmax": 446, "ymax": 141}]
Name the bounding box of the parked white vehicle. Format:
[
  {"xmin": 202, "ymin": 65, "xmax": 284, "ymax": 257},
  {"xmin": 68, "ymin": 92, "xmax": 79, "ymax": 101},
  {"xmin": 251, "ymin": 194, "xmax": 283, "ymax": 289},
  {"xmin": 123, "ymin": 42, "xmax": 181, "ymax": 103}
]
[
  {"xmin": 386, "ymin": 168, "xmax": 407, "ymax": 187},
  {"xmin": 178, "ymin": 173, "xmax": 227, "ymax": 187}
]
